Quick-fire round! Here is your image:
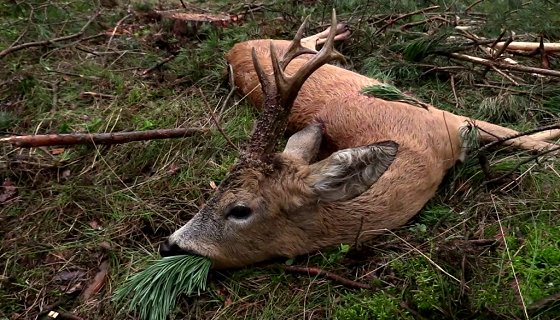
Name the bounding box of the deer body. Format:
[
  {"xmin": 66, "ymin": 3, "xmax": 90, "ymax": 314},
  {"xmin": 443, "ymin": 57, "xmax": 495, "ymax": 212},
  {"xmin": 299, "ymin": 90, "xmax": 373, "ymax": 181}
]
[
  {"xmin": 226, "ymin": 37, "xmax": 559, "ymax": 152},
  {"xmin": 161, "ymin": 12, "xmax": 559, "ymax": 269}
]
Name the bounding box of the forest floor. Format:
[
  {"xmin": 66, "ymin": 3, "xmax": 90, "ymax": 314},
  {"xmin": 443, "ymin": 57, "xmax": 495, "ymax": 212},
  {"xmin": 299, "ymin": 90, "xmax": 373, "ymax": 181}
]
[{"xmin": 1, "ymin": 0, "xmax": 560, "ymax": 319}]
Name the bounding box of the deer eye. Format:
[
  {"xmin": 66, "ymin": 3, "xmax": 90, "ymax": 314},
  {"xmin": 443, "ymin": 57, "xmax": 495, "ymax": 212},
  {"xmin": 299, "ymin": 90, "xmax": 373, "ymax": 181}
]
[{"xmin": 227, "ymin": 205, "xmax": 253, "ymax": 220}]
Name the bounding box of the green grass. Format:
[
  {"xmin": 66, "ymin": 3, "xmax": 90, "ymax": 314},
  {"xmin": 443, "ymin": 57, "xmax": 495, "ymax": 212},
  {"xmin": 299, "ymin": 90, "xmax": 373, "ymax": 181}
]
[{"xmin": 1, "ymin": 0, "xmax": 560, "ymax": 319}]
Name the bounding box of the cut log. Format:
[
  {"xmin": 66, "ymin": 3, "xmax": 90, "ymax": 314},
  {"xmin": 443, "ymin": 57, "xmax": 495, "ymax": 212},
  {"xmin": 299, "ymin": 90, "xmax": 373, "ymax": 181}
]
[
  {"xmin": 158, "ymin": 11, "xmax": 243, "ymax": 36},
  {"xmin": 494, "ymin": 42, "xmax": 560, "ymax": 52}
]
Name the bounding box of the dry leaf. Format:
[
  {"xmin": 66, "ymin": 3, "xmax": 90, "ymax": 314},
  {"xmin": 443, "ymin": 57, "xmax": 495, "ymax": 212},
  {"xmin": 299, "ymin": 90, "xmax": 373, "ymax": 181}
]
[
  {"xmin": 82, "ymin": 260, "xmax": 109, "ymax": 301},
  {"xmin": 210, "ymin": 181, "xmax": 217, "ymax": 190},
  {"xmin": 52, "ymin": 148, "xmax": 65, "ymax": 155},
  {"xmin": 88, "ymin": 221, "xmax": 103, "ymax": 231},
  {"xmin": 0, "ymin": 179, "xmax": 17, "ymax": 203}
]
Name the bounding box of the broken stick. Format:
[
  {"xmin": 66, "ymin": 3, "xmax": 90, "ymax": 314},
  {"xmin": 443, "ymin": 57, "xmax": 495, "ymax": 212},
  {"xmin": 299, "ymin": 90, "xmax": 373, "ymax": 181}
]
[
  {"xmin": 282, "ymin": 265, "xmax": 371, "ymax": 290},
  {"xmin": 0, "ymin": 128, "xmax": 207, "ymax": 148},
  {"xmin": 447, "ymin": 53, "xmax": 560, "ymax": 77}
]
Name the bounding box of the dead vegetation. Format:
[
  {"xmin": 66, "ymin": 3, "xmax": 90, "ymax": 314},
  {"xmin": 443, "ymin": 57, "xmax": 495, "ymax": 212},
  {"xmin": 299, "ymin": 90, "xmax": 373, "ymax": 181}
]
[{"xmin": 1, "ymin": 0, "xmax": 559, "ymax": 319}]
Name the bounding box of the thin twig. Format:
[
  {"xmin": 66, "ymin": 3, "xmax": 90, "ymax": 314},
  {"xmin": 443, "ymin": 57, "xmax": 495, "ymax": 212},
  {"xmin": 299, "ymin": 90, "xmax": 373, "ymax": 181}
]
[
  {"xmin": 105, "ymin": 14, "xmax": 133, "ymax": 52},
  {"xmin": 374, "ymin": 5, "xmax": 440, "ymax": 35},
  {"xmin": 80, "ymin": 91, "xmax": 117, "ymax": 99},
  {"xmin": 386, "ymin": 230, "xmax": 465, "ymax": 286},
  {"xmin": 482, "ymin": 29, "xmax": 507, "ymax": 76},
  {"xmin": 0, "ymin": 128, "xmax": 207, "ymax": 148},
  {"xmin": 493, "ymin": 31, "xmax": 515, "ymax": 60},
  {"xmin": 50, "ymin": 81, "xmax": 60, "ymax": 114},
  {"xmin": 489, "ymin": 29, "xmax": 507, "ymax": 52},
  {"xmin": 491, "ymin": 196, "xmax": 529, "ymax": 319},
  {"xmin": 477, "ymin": 152, "xmax": 494, "ymax": 180},
  {"xmin": 218, "ymin": 64, "xmax": 238, "ymax": 120},
  {"xmin": 142, "ymin": 54, "xmax": 177, "ymax": 75},
  {"xmin": 450, "ymin": 76, "xmax": 459, "ymax": 108},
  {"xmin": 491, "ymin": 65, "xmax": 520, "ymax": 85},
  {"xmin": 400, "ymin": 16, "xmax": 448, "ymax": 30},
  {"xmin": 481, "ymin": 146, "xmax": 560, "ymax": 187},
  {"xmin": 282, "ymin": 265, "xmax": 371, "ymax": 290},
  {"xmin": 465, "ymin": 0, "xmax": 484, "ymax": 14},
  {"xmin": 179, "ymin": 0, "xmax": 188, "ymax": 10},
  {"xmin": 0, "ymin": 11, "xmax": 101, "ymax": 60},
  {"xmin": 199, "ymin": 88, "xmax": 239, "ymax": 152}
]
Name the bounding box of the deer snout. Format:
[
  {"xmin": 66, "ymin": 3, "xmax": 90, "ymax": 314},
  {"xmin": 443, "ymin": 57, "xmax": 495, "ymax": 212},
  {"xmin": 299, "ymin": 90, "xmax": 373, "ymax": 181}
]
[{"xmin": 159, "ymin": 240, "xmax": 197, "ymax": 257}]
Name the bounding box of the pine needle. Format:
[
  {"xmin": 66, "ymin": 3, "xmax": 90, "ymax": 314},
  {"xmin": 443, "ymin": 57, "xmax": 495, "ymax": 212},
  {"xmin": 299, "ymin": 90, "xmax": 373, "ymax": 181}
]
[
  {"xmin": 459, "ymin": 122, "xmax": 480, "ymax": 152},
  {"xmin": 402, "ymin": 29, "xmax": 455, "ymax": 62},
  {"xmin": 112, "ymin": 255, "xmax": 212, "ymax": 320},
  {"xmin": 360, "ymin": 84, "xmax": 430, "ymax": 110}
]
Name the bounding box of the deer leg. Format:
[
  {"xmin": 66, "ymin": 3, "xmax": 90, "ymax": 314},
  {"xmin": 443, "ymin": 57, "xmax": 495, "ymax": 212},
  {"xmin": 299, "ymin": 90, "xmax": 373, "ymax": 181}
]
[
  {"xmin": 528, "ymin": 129, "xmax": 560, "ymax": 142},
  {"xmin": 301, "ymin": 23, "xmax": 351, "ymax": 50},
  {"xmin": 463, "ymin": 117, "xmax": 560, "ymax": 153}
]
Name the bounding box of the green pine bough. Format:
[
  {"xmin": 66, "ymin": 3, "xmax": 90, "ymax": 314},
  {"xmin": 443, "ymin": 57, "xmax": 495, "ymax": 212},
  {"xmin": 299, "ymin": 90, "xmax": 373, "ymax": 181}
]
[
  {"xmin": 112, "ymin": 255, "xmax": 212, "ymax": 320},
  {"xmin": 360, "ymin": 84, "xmax": 430, "ymax": 110}
]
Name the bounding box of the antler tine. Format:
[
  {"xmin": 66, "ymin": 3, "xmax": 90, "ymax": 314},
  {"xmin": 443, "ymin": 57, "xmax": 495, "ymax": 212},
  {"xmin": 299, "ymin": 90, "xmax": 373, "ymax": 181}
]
[
  {"xmin": 244, "ymin": 9, "xmax": 345, "ymax": 162},
  {"xmin": 273, "ymin": 9, "xmax": 346, "ymax": 108},
  {"xmin": 278, "ymin": 15, "xmax": 318, "ymax": 71}
]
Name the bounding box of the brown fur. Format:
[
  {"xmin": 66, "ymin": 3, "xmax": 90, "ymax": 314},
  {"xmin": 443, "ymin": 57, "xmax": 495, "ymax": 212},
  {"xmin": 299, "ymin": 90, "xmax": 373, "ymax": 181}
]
[
  {"xmin": 164, "ymin": 19, "xmax": 560, "ymax": 269},
  {"xmin": 226, "ymin": 38, "xmax": 560, "ymax": 151}
]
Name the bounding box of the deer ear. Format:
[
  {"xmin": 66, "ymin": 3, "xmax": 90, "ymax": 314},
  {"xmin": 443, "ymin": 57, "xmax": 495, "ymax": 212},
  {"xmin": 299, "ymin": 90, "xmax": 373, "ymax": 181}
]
[
  {"xmin": 306, "ymin": 141, "xmax": 399, "ymax": 202},
  {"xmin": 282, "ymin": 123, "xmax": 323, "ymax": 164}
]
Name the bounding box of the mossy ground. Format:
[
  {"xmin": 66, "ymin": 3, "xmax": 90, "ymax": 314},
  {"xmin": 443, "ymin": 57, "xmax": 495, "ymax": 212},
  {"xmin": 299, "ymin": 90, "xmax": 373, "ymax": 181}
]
[{"xmin": 1, "ymin": 0, "xmax": 559, "ymax": 319}]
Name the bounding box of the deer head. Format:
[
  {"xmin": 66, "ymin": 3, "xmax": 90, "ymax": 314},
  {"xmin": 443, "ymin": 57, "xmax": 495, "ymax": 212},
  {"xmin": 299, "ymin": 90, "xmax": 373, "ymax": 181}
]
[{"xmin": 160, "ymin": 10, "xmax": 399, "ymax": 269}]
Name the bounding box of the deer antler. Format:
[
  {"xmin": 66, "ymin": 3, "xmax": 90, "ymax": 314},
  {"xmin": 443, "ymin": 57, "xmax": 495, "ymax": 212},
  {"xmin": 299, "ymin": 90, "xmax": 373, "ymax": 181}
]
[{"xmin": 244, "ymin": 9, "xmax": 346, "ymax": 162}]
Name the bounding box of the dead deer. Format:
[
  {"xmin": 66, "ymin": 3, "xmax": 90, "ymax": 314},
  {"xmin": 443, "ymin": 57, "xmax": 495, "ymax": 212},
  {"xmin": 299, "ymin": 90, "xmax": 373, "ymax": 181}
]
[{"xmin": 160, "ymin": 10, "xmax": 560, "ymax": 269}]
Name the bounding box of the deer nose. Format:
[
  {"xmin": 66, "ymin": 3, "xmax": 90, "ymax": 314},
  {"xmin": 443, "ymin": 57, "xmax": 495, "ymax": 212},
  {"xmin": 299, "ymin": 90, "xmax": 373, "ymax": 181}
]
[{"xmin": 159, "ymin": 241, "xmax": 194, "ymax": 257}]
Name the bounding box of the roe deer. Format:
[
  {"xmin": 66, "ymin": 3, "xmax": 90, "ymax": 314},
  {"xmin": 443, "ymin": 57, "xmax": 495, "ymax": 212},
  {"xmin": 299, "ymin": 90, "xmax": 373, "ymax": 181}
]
[{"xmin": 160, "ymin": 10, "xmax": 560, "ymax": 269}]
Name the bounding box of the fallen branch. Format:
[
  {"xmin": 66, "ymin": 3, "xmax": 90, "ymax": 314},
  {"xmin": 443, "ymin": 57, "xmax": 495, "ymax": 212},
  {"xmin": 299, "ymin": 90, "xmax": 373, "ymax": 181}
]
[
  {"xmin": 142, "ymin": 54, "xmax": 177, "ymax": 75},
  {"xmin": 282, "ymin": 265, "xmax": 371, "ymax": 290},
  {"xmin": 375, "ymin": 5, "xmax": 440, "ymax": 35},
  {"xmin": 0, "ymin": 128, "xmax": 207, "ymax": 148},
  {"xmin": 447, "ymin": 52, "xmax": 560, "ymax": 77},
  {"xmin": 0, "ymin": 11, "xmax": 101, "ymax": 60},
  {"xmin": 494, "ymin": 42, "xmax": 560, "ymax": 52}
]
